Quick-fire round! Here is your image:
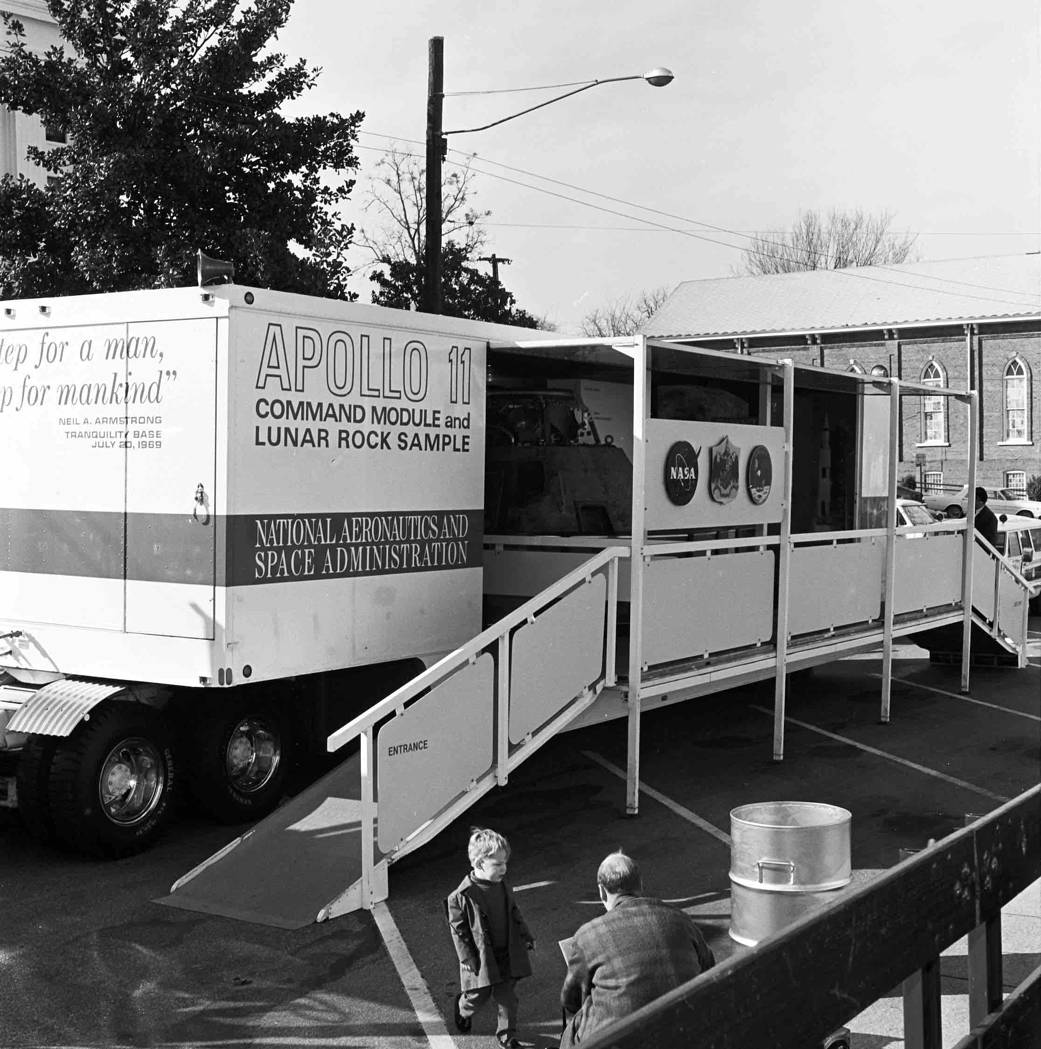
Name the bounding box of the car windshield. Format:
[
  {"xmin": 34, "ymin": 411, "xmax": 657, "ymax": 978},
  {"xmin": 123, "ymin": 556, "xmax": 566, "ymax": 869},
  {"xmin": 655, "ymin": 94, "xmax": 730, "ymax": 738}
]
[
  {"xmin": 996, "ymin": 489, "xmax": 1019, "ymax": 500},
  {"xmin": 901, "ymin": 504, "xmax": 936, "ymax": 526}
]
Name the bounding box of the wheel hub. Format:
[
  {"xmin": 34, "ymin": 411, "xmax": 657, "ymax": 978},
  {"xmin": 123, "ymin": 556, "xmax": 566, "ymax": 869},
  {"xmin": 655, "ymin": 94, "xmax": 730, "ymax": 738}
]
[
  {"xmin": 98, "ymin": 737, "xmax": 165, "ymax": 825},
  {"xmin": 224, "ymin": 718, "xmax": 281, "ymax": 794}
]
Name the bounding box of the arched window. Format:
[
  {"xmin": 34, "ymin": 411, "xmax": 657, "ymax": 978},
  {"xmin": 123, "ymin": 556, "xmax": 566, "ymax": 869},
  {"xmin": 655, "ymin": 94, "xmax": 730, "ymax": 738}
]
[
  {"xmin": 847, "ymin": 360, "xmax": 865, "ymax": 374},
  {"xmin": 870, "ymin": 364, "xmax": 889, "ymax": 378},
  {"xmin": 920, "ymin": 360, "xmax": 946, "ymax": 443},
  {"xmin": 1003, "ymin": 358, "xmax": 1030, "ymax": 441}
]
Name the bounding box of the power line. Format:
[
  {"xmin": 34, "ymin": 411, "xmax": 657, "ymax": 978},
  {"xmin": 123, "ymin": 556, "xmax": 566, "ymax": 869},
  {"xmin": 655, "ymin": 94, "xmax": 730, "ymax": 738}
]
[
  {"xmin": 487, "ymin": 222, "xmax": 1038, "ymax": 239},
  {"xmin": 355, "ymin": 134, "xmax": 1041, "ymax": 309},
  {"xmin": 459, "ymin": 158, "xmax": 1041, "ymax": 310},
  {"xmin": 449, "ymin": 147, "xmax": 1041, "ymax": 304},
  {"xmin": 361, "ymin": 130, "xmax": 1037, "ymax": 244},
  {"xmin": 444, "ymin": 79, "xmax": 597, "ymax": 97}
]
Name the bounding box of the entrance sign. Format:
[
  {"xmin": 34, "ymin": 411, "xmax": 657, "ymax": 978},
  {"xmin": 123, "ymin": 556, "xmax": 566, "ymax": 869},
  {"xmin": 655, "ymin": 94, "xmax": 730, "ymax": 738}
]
[{"xmin": 377, "ymin": 653, "xmax": 494, "ymax": 852}]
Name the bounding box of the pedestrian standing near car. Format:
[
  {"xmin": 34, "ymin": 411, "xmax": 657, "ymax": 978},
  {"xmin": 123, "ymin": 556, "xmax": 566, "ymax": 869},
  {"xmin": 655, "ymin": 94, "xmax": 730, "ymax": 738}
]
[
  {"xmin": 446, "ymin": 827, "xmax": 535, "ymax": 1048},
  {"xmin": 974, "ymin": 486, "xmax": 999, "ymax": 548}
]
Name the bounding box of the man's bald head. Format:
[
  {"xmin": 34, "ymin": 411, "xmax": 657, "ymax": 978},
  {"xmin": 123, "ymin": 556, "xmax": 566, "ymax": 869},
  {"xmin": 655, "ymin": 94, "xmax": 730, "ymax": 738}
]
[{"xmin": 597, "ymin": 851, "xmax": 642, "ymax": 896}]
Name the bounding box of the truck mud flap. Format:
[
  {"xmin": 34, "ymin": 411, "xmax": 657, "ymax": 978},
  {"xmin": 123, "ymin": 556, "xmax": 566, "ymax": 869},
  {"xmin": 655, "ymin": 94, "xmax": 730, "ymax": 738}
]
[{"xmin": 6, "ymin": 679, "xmax": 124, "ymax": 737}]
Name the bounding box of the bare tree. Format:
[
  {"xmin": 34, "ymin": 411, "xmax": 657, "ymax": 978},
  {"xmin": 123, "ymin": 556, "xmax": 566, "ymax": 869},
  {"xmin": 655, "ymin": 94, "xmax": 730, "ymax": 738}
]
[
  {"xmin": 580, "ymin": 286, "xmax": 672, "ymax": 338},
  {"xmin": 359, "ymin": 144, "xmax": 545, "ymax": 326},
  {"xmin": 359, "ymin": 145, "xmax": 489, "ymax": 270},
  {"xmin": 741, "ymin": 209, "xmax": 918, "ymax": 275}
]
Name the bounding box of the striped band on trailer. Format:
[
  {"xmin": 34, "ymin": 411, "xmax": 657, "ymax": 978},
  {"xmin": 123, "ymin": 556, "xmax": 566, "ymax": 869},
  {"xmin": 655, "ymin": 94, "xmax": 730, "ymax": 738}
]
[
  {"xmin": 6, "ymin": 679, "xmax": 124, "ymax": 737},
  {"xmin": 0, "ymin": 507, "xmax": 484, "ymax": 586}
]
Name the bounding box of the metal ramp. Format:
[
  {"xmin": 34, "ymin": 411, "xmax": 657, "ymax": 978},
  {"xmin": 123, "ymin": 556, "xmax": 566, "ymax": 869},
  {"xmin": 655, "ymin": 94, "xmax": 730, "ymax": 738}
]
[{"xmin": 156, "ymin": 752, "xmax": 371, "ymax": 928}]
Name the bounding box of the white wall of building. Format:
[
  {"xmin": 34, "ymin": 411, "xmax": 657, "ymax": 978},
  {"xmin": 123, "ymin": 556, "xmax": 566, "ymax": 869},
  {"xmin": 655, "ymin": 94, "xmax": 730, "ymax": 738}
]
[{"xmin": 1, "ymin": 1, "xmax": 62, "ymax": 187}]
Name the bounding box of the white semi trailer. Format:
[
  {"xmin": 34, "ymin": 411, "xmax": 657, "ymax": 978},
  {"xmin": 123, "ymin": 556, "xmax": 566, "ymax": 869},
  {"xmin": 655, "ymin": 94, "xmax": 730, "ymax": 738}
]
[{"xmin": 0, "ymin": 283, "xmax": 548, "ymax": 855}]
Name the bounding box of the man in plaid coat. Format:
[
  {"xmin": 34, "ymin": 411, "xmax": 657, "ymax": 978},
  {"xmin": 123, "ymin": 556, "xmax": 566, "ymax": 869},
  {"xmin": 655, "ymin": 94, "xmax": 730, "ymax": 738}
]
[{"xmin": 559, "ymin": 850, "xmax": 715, "ymax": 1046}]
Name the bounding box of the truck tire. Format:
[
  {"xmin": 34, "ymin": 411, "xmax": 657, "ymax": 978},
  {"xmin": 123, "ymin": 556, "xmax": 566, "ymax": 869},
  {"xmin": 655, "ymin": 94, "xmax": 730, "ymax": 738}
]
[
  {"xmin": 16, "ymin": 734, "xmax": 58, "ymax": 842},
  {"xmin": 47, "ymin": 703, "xmax": 176, "ymax": 857},
  {"xmin": 182, "ymin": 702, "xmax": 290, "ymax": 823}
]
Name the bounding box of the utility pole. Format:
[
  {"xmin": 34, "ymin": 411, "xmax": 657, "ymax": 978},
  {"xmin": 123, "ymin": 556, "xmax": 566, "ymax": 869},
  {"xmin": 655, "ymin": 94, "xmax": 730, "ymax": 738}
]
[
  {"xmin": 424, "ymin": 36, "xmax": 444, "ymax": 314},
  {"xmin": 477, "ymin": 254, "xmax": 512, "ymax": 284},
  {"xmin": 424, "ymin": 40, "xmax": 671, "ymax": 316}
]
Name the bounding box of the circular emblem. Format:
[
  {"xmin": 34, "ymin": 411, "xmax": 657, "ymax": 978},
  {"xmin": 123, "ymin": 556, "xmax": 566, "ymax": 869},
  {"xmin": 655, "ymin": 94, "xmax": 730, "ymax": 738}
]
[
  {"xmin": 746, "ymin": 445, "xmax": 773, "ymax": 506},
  {"xmin": 664, "ymin": 441, "xmax": 699, "ymax": 506}
]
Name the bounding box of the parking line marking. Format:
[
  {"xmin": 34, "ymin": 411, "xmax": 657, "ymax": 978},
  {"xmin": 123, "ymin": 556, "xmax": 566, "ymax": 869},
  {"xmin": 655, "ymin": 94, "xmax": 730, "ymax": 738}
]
[
  {"xmin": 581, "ymin": 750, "xmax": 731, "ymax": 845},
  {"xmin": 373, "ymin": 901, "xmax": 458, "ymax": 1049},
  {"xmin": 514, "ymin": 880, "xmax": 555, "ymax": 892},
  {"xmin": 749, "ymin": 706, "xmax": 1009, "ymax": 802},
  {"xmin": 869, "ymin": 673, "xmax": 1041, "ymax": 721}
]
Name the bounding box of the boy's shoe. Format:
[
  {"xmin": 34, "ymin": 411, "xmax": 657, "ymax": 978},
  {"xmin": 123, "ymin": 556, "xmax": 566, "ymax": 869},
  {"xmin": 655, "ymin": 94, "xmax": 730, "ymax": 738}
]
[
  {"xmin": 497, "ymin": 1037, "xmax": 524, "ymax": 1048},
  {"xmin": 453, "ymin": 994, "xmax": 472, "ymax": 1033}
]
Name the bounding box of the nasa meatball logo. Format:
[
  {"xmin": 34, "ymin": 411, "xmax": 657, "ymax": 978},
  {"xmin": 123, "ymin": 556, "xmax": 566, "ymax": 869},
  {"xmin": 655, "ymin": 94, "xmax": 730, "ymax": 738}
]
[{"xmin": 664, "ymin": 441, "xmax": 700, "ymax": 506}]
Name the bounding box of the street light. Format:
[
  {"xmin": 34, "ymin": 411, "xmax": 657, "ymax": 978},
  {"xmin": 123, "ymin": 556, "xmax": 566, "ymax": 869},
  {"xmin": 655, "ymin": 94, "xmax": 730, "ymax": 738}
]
[{"xmin": 423, "ymin": 36, "xmax": 673, "ymax": 314}]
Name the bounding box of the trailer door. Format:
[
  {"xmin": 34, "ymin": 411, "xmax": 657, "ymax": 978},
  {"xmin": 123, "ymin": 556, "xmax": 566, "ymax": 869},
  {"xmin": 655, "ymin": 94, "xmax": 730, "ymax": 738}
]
[
  {"xmin": 0, "ymin": 324, "xmax": 129, "ymax": 632},
  {"xmin": 124, "ymin": 318, "xmax": 217, "ymax": 638}
]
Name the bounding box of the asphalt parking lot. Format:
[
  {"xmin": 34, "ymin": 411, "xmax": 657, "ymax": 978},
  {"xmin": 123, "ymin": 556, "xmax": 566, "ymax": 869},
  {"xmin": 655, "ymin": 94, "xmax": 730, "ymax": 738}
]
[{"xmin": 1, "ymin": 627, "xmax": 1038, "ymax": 1049}]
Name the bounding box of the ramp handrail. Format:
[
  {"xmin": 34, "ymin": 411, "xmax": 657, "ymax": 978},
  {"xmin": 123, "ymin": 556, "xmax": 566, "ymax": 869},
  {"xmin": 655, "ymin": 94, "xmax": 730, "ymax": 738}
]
[
  {"xmin": 581, "ymin": 784, "xmax": 1041, "ymax": 1049},
  {"xmin": 323, "ymin": 545, "xmax": 629, "ymax": 913},
  {"xmin": 975, "ymin": 531, "xmax": 1035, "ymax": 593},
  {"xmin": 973, "ymin": 532, "xmax": 1032, "ymax": 661},
  {"xmin": 327, "ymin": 544, "xmax": 629, "ymax": 754}
]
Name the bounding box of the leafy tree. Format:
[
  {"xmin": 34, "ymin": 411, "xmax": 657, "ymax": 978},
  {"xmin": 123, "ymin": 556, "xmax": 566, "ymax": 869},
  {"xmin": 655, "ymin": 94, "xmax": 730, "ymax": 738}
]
[
  {"xmin": 360, "ymin": 144, "xmax": 541, "ymax": 326},
  {"xmin": 580, "ymin": 286, "xmax": 671, "ymax": 337},
  {"xmin": 371, "ymin": 241, "xmax": 541, "ymax": 327},
  {"xmin": 0, "ymin": 0, "xmax": 362, "ymax": 297},
  {"xmin": 741, "ymin": 209, "xmax": 918, "ymax": 275},
  {"xmin": 1026, "ymin": 475, "xmax": 1041, "ymax": 502}
]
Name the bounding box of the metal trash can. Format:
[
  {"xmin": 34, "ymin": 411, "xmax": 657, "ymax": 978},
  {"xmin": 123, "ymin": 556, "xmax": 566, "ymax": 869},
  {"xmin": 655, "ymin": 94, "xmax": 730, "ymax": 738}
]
[{"xmin": 729, "ymin": 800, "xmax": 852, "ymax": 947}]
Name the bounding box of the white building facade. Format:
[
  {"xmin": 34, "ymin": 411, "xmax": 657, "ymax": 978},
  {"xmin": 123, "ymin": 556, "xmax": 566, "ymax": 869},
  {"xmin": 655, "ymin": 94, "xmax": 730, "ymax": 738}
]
[{"xmin": 1, "ymin": 0, "xmax": 61, "ymax": 188}]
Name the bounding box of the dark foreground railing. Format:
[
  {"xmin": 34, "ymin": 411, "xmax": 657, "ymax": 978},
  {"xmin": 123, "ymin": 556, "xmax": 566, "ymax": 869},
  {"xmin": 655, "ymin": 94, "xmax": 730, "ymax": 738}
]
[{"xmin": 584, "ymin": 784, "xmax": 1040, "ymax": 1049}]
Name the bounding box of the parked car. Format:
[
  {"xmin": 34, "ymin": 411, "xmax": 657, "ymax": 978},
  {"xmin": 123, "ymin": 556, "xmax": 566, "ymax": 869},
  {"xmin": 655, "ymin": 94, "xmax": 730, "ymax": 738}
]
[
  {"xmin": 994, "ymin": 515, "xmax": 1041, "ymax": 613},
  {"xmin": 896, "ymin": 499, "xmax": 940, "ymax": 528},
  {"xmin": 895, "ymin": 498, "xmax": 943, "ymax": 538},
  {"xmin": 922, "ymin": 485, "xmax": 1041, "ymax": 520}
]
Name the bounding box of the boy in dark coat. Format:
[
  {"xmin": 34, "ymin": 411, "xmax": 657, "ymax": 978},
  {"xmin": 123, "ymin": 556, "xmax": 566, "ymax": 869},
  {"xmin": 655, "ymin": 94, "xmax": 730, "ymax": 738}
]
[{"xmin": 446, "ymin": 827, "xmax": 535, "ymax": 1047}]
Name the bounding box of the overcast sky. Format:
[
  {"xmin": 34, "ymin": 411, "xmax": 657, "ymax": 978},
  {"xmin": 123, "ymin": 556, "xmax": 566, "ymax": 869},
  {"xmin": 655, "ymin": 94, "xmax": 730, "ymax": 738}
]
[{"xmin": 277, "ymin": 0, "xmax": 1040, "ymax": 332}]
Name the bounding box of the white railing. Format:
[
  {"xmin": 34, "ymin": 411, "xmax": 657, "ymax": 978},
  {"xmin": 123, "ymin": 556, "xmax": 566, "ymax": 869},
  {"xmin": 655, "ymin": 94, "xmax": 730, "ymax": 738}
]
[
  {"xmin": 484, "ymin": 516, "xmax": 1029, "ymax": 674},
  {"xmin": 639, "ymin": 522, "xmax": 968, "ymax": 667},
  {"xmin": 972, "ymin": 532, "xmax": 1033, "ymax": 659},
  {"xmin": 325, "ymin": 545, "xmax": 628, "ymax": 909}
]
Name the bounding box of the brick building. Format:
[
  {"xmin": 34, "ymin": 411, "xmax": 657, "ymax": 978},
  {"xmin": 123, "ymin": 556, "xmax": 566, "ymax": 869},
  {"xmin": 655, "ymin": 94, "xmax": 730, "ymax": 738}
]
[
  {"xmin": 644, "ymin": 254, "xmax": 1041, "ymax": 498},
  {"xmin": 1, "ymin": 0, "xmax": 61, "ymax": 188}
]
